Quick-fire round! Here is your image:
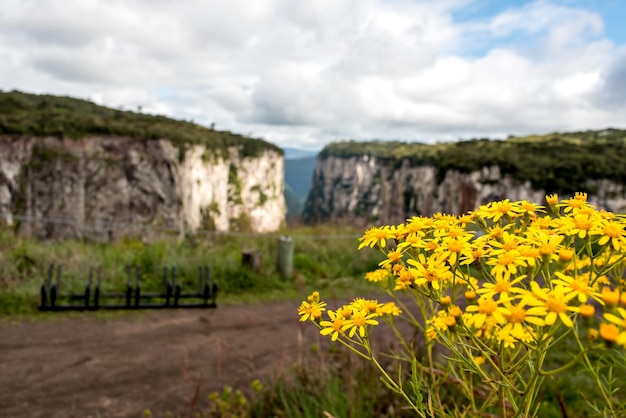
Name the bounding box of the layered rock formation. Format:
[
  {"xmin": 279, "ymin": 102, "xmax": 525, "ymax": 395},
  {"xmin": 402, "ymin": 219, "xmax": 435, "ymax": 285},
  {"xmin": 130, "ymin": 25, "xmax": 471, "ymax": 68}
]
[
  {"xmin": 0, "ymin": 136, "xmax": 285, "ymax": 240},
  {"xmin": 303, "ymin": 144, "xmax": 626, "ymax": 226}
]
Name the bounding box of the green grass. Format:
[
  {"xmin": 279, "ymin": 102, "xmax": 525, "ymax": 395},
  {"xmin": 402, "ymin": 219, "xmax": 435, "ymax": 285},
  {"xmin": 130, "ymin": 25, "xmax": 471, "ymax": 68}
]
[{"xmin": 0, "ymin": 224, "xmax": 382, "ymax": 318}]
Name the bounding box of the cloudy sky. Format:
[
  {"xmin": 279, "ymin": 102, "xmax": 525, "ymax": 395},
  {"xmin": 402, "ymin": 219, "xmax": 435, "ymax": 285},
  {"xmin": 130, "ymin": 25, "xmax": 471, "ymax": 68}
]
[{"xmin": 1, "ymin": 0, "xmax": 625, "ymax": 150}]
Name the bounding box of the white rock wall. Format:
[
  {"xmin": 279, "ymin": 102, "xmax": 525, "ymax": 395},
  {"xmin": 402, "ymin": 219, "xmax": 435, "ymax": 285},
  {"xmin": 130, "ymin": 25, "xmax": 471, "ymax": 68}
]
[
  {"xmin": 303, "ymin": 154, "xmax": 626, "ymax": 226},
  {"xmin": 179, "ymin": 146, "xmax": 285, "ymax": 232},
  {"xmin": 0, "ymin": 136, "xmax": 286, "ymax": 239}
]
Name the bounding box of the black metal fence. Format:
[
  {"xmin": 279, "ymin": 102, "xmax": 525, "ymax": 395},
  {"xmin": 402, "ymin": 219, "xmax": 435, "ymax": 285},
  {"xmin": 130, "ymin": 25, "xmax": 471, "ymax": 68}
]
[{"xmin": 39, "ymin": 263, "xmax": 218, "ymax": 311}]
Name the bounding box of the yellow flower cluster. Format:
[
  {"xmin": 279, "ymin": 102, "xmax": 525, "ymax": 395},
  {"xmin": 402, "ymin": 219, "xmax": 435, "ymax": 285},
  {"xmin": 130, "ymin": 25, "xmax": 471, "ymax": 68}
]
[
  {"xmin": 298, "ymin": 293, "xmax": 402, "ymax": 341},
  {"xmin": 302, "ymin": 193, "xmax": 626, "ymax": 349}
]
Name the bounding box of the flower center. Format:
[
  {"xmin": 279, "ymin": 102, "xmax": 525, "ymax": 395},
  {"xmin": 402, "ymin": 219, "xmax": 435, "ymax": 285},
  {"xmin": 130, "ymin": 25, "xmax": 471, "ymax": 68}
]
[
  {"xmin": 574, "ymin": 217, "xmax": 592, "ymax": 230},
  {"xmin": 604, "ymin": 223, "xmax": 623, "ymax": 238},
  {"xmin": 494, "ymin": 281, "xmax": 512, "ymax": 293},
  {"xmin": 546, "ymin": 297, "xmax": 567, "ymax": 313},
  {"xmin": 506, "ymin": 306, "xmax": 526, "ymax": 323},
  {"xmin": 448, "ymin": 240, "xmax": 463, "ymax": 252},
  {"xmin": 352, "ymin": 315, "xmax": 366, "ymax": 327},
  {"xmin": 497, "ymin": 252, "xmax": 517, "ymax": 266},
  {"xmin": 425, "ymin": 270, "xmax": 438, "ymax": 282},
  {"xmin": 478, "ymin": 299, "xmax": 497, "ymax": 315}
]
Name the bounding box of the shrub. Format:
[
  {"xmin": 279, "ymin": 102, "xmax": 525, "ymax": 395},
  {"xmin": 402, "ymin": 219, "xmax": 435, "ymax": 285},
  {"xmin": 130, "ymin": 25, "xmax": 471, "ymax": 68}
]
[{"xmin": 300, "ymin": 192, "xmax": 626, "ymax": 417}]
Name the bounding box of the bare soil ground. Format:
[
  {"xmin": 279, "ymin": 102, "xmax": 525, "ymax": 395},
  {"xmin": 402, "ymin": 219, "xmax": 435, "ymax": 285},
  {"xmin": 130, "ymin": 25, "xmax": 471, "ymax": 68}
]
[{"xmin": 0, "ymin": 300, "xmax": 340, "ymax": 418}]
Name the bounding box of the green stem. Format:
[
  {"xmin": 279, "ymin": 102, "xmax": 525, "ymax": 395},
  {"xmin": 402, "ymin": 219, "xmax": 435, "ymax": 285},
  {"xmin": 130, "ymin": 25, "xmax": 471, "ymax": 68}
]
[
  {"xmin": 573, "ymin": 328, "xmax": 616, "ymax": 416},
  {"xmin": 363, "ymin": 338, "xmax": 427, "ymax": 418},
  {"xmin": 539, "ymin": 351, "xmax": 585, "ymax": 376}
]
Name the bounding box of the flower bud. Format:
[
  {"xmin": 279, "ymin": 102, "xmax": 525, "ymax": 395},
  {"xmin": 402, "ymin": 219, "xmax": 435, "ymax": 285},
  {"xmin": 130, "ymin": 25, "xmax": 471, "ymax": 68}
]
[
  {"xmin": 546, "ymin": 194, "xmax": 559, "ymax": 206},
  {"xmin": 599, "ymin": 323, "xmax": 620, "ymax": 347},
  {"xmin": 578, "ymin": 304, "xmax": 595, "ymax": 327},
  {"xmin": 602, "ymin": 287, "xmax": 620, "ymax": 310},
  {"xmin": 558, "ymin": 249, "xmax": 574, "ymax": 263},
  {"xmin": 465, "ymin": 289, "xmax": 477, "ymax": 304}
]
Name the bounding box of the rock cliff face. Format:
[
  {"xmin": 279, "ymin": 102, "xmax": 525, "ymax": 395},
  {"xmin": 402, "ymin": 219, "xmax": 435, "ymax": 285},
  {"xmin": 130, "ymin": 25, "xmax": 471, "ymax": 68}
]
[
  {"xmin": 0, "ymin": 136, "xmax": 285, "ymax": 240},
  {"xmin": 303, "ymin": 153, "xmax": 626, "ymax": 226}
]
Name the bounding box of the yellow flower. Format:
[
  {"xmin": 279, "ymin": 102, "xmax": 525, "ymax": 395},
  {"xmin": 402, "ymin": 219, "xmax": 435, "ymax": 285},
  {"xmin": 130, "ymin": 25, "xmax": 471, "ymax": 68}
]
[
  {"xmin": 579, "ymin": 304, "xmax": 596, "ymax": 327},
  {"xmin": 396, "ymin": 233, "xmax": 425, "ymax": 251},
  {"xmin": 364, "ymin": 269, "xmax": 390, "ymax": 283},
  {"xmin": 485, "ymin": 250, "xmax": 527, "ymax": 280},
  {"xmin": 407, "ymin": 253, "xmax": 452, "ymax": 290},
  {"xmin": 448, "ymin": 304, "xmax": 463, "ymax": 318},
  {"xmin": 404, "ymin": 216, "xmax": 434, "ymax": 233},
  {"xmin": 604, "ymin": 307, "xmax": 626, "ymax": 329},
  {"xmin": 320, "ymin": 310, "xmax": 347, "ymax": 341},
  {"xmin": 473, "ymin": 356, "xmax": 486, "ymax": 366},
  {"xmin": 532, "ymin": 216, "xmax": 553, "ymax": 230},
  {"xmin": 558, "ymin": 192, "xmax": 590, "ymax": 213},
  {"xmin": 465, "ymin": 289, "xmax": 477, "ymax": 301},
  {"xmin": 546, "ymin": 194, "xmax": 559, "ymax": 206},
  {"xmin": 465, "ymin": 296, "xmax": 507, "ymax": 329},
  {"xmin": 556, "ymin": 213, "xmax": 596, "ymax": 239},
  {"xmin": 524, "ymin": 282, "xmax": 578, "ymax": 327},
  {"xmin": 484, "ymin": 199, "xmax": 522, "ymax": 222},
  {"xmin": 436, "ymin": 235, "xmax": 472, "ymax": 265},
  {"xmin": 378, "ymin": 249, "xmax": 404, "ymax": 268},
  {"xmin": 529, "ymin": 231, "xmax": 563, "ymax": 257},
  {"xmin": 489, "ymin": 231, "xmax": 523, "ymax": 253},
  {"xmin": 459, "ymin": 243, "xmax": 488, "ymax": 266},
  {"xmin": 518, "ymin": 244, "xmax": 541, "ymax": 267},
  {"xmin": 476, "ymin": 275, "xmax": 526, "ymax": 301},
  {"xmin": 551, "ymin": 272, "xmax": 601, "ymax": 303},
  {"xmin": 307, "ymin": 291, "xmax": 321, "ymax": 303},
  {"xmin": 358, "ymin": 226, "xmax": 395, "ymax": 250},
  {"xmin": 426, "ymin": 311, "xmax": 454, "ymax": 339},
  {"xmin": 595, "ymin": 220, "xmax": 626, "ymax": 251},
  {"xmin": 298, "ymin": 299, "xmax": 327, "ymax": 322},
  {"xmin": 377, "ymin": 302, "xmax": 402, "ymax": 316},
  {"xmin": 393, "ymin": 267, "xmax": 414, "ymax": 290},
  {"xmin": 498, "ymin": 325, "xmax": 537, "ymax": 348},
  {"xmin": 599, "ymin": 323, "xmax": 621, "ymax": 345},
  {"xmin": 498, "ymin": 299, "xmax": 547, "ymax": 341},
  {"xmin": 602, "ymin": 286, "xmax": 620, "ymax": 307},
  {"xmin": 342, "ymin": 310, "xmax": 379, "ymax": 338},
  {"xmin": 351, "ymin": 298, "xmax": 380, "ymax": 315},
  {"xmin": 558, "ymin": 248, "xmax": 575, "ymax": 263}
]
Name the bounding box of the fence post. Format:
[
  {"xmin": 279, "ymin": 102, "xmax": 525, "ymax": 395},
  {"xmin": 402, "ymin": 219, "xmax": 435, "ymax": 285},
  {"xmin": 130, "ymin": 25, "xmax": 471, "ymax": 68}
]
[{"xmin": 277, "ymin": 236, "xmax": 294, "ymax": 279}]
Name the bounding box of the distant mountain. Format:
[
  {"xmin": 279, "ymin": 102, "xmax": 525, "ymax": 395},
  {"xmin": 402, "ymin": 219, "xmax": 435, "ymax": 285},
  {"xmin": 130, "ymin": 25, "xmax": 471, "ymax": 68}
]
[
  {"xmin": 284, "ymin": 154, "xmax": 318, "ymax": 221},
  {"xmin": 283, "ymin": 147, "xmax": 319, "ymax": 160}
]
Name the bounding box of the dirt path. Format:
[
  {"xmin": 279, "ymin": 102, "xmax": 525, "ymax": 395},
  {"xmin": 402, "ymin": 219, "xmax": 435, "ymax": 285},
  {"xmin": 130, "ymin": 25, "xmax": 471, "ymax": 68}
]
[{"xmin": 0, "ymin": 300, "xmax": 334, "ymax": 418}]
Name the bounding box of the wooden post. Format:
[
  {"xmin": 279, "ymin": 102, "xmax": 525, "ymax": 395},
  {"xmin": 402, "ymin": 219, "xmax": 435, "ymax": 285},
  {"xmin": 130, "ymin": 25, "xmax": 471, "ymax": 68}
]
[{"xmin": 277, "ymin": 236, "xmax": 294, "ymax": 279}]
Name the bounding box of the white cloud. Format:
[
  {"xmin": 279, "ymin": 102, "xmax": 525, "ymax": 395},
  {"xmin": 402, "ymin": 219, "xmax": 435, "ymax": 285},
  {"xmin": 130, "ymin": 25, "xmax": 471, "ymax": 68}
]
[{"xmin": 0, "ymin": 0, "xmax": 624, "ymax": 149}]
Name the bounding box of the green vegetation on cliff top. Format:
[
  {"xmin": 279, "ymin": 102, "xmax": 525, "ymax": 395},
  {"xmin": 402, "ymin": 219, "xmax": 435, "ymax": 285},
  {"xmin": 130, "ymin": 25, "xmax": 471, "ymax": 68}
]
[
  {"xmin": 321, "ymin": 129, "xmax": 626, "ymax": 194},
  {"xmin": 0, "ymin": 90, "xmax": 281, "ymax": 158}
]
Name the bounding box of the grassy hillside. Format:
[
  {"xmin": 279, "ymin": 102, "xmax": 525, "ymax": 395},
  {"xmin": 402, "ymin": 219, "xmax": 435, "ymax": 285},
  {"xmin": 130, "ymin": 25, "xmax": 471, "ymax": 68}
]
[
  {"xmin": 321, "ymin": 129, "xmax": 626, "ymax": 194},
  {"xmin": 0, "ymin": 90, "xmax": 281, "ymax": 158}
]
